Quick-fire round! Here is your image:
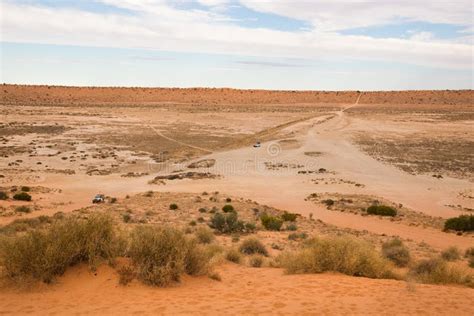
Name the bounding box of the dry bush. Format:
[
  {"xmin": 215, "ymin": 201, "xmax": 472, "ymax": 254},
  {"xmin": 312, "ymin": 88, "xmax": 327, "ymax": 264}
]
[
  {"xmin": 118, "ymin": 265, "xmax": 135, "ymax": 285},
  {"xmin": 128, "ymin": 226, "xmax": 212, "ymax": 287},
  {"xmin": 0, "ymin": 213, "xmax": 121, "ymax": 284},
  {"xmin": 195, "ymin": 226, "xmax": 215, "ymax": 244},
  {"xmin": 278, "ymin": 236, "xmax": 394, "ymax": 279},
  {"xmin": 249, "ymin": 255, "xmax": 264, "ymax": 268},
  {"xmin": 382, "ymin": 239, "xmax": 411, "ymax": 267},
  {"xmin": 410, "ymin": 258, "xmax": 473, "ymax": 287},
  {"xmin": 239, "ymin": 238, "xmax": 268, "ymax": 256},
  {"xmin": 441, "ymin": 246, "xmax": 461, "ymax": 261},
  {"xmin": 225, "ymin": 248, "xmax": 242, "ymax": 263}
]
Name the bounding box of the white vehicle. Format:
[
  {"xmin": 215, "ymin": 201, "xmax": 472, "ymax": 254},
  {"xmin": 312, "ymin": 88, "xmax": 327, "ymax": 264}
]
[
  {"xmin": 92, "ymin": 194, "xmax": 105, "ymax": 203},
  {"xmin": 253, "ymin": 141, "xmax": 261, "ymax": 148}
]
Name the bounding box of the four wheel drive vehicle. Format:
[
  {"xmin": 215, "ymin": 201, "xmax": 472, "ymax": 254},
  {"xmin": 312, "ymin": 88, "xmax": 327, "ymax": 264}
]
[
  {"xmin": 92, "ymin": 194, "xmax": 105, "ymax": 203},
  {"xmin": 253, "ymin": 141, "xmax": 261, "ymax": 148}
]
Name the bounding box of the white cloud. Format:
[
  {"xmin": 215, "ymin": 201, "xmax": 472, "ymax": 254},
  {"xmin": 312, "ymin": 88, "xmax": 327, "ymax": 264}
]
[{"xmin": 0, "ymin": 0, "xmax": 472, "ymax": 70}]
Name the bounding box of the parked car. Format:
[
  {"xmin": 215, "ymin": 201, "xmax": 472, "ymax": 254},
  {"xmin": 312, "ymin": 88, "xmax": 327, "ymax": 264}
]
[
  {"xmin": 253, "ymin": 141, "xmax": 261, "ymax": 148},
  {"xmin": 92, "ymin": 194, "xmax": 105, "ymax": 203}
]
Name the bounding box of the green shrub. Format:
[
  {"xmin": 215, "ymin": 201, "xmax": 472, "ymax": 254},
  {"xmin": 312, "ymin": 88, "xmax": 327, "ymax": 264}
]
[
  {"xmin": 441, "ymin": 246, "xmax": 461, "ymax": 261},
  {"xmin": 249, "ymin": 255, "xmax": 264, "ymax": 268},
  {"xmin": 195, "ymin": 227, "xmax": 215, "ymax": 244},
  {"xmin": 169, "ymin": 203, "xmax": 178, "ymax": 210},
  {"xmin": 444, "ymin": 215, "xmax": 474, "ymax": 232},
  {"xmin": 278, "ymin": 236, "xmax": 394, "ymax": 279},
  {"xmin": 222, "ymin": 204, "xmax": 234, "ymax": 213},
  {"xmin": 244, "ymin": 222, "xmax": 256, "ymax": 233},
  {"xmin": 209, "ymin": 212, "xmax": 244, "ymax": 234},
  {"xmin": 366, "ymin": 205, "xmax": 397, "ymax": 217},
  {"xmin": 260, "ymin": 214, "xmax": 283, "ymax": 231},
  {"xmin": 286, "ymin": 223, "xmax": 298, "ymax": 231},
  {"xmin": 281, "ymin": 211, "xmax": 298, "ymax": 222},
  {"xmin": 0, "ymin": 191, "xmax": 8, "ymax": 200},
  {"xmin": 13, "ymin": 192, "xmax": 32, "ymax": 201},
  {"xmin": 21, "ymin": 186, "xmax": 30, "ymax": 192},
  {"xmin": 410, "ymin": 258, "xmax": 473, "ymax": 287},
  {"xmin": 239, "ymin": 238, "xmax": 268, "ymax": 256},
  {"xmin": 0, "ymin": 213, "xmax": 121, "ymax": 284},
  {"xmin": 15, "ymin": 206, "xmax": 31, "ymax": 213},
  {"xmin": 381, "ymin": 239, "xmax": 411, "ymax": 267},
  {"xmin": 225, "ymin": 248, "xmax": 242, "ymax": 263}
]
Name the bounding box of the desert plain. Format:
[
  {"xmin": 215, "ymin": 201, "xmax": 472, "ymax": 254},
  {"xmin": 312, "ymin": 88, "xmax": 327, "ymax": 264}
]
[{"xmin": 0, "ymin": 84, "xmax": 473, "ymax": 315}]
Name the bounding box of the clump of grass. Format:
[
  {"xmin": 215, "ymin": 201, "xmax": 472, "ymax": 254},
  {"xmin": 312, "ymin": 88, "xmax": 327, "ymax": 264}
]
[
  {"xmin": 0, "ymin": 213, "xmax": 121, "ymax": 284},
  {"xmin": 260, "ymin": 214, "xmax": 283, "ymax": 231},
  {"xmin": 20, "ymin": 186, "xmax": 30, "ymax": 192},
  {"xmin": 239, "ymin": 238, "xmax": 268, "ymax": 256},
  {"xmin": 441, "ymin": 246, "xmax": 461, "ymax": 261},
  {"xmin": 198, "ymin": 207, "xmax": 207, "ymax": 213},
  {"xmin": 278, "ymin": 236, "xmax": 394, "ymax": 279},
  {"xmin": 465, "ymin": 247, "xmax": 474, "ymax": 268},
  {"xmin": 288, "ymin": 232, "xmax": 307, "ymax": 241},
  {"xmin": 209, "ymin": 212, "xmax": 244, "ymax": 234},
  {"xmin": 127, "ymin": 226, "xmax": 211, "ymax": 287},
  {"xmin": 225, "ymin": 248, "xmax": 242, "ymax": 263},
  {"xmin": 366, "ymin": 205, "xmax": 397, "ymax": 217},
  {"xmin": 225, "ymin": 197, "xmax": 232, "ymax": 202},
  {"xmin": 0, "ymin": 191, "xmax": 9, "ymax": 200},
  {"xmin": 13, "ymin": 192, "xmax": 32, "ymax": 201},
  {"xmin": 122, "ymin": 213, "xmax": 132, "ymax": 223},
  {"xmin": 381, "ymin": 238, "xmax": 411, "ymax": 267},
  {"xmin": 195, "ymin": 227, "xmax": 215, "ymax": 244},
  {"xmin": 222, "ymin": 204, "xmax": 234, "ymax": 213},
  {"xmin": 208, "ymin": 272, "xmax": 222, "ymax": 281},
  {"xmin": 444, "ymin": 215, "xmax": 474, "ymax": 232},
  {"xmin": 322, "ymin": 199, "xmax": 334, "ymax": 207},
  {"xmin": 249, "ymin": 255, "xmax": 264, "ymax": 268},
  {"xmin": 286, "ymin": 223, "xmax": 298, "ymax": 231},
  {"xmin": 110, "ymin": 197, "xmax": 117, "ymax": 204},
  {"xmin": 189, "ymin": 220, "xmax": 197, "ymax": 226},
  {"xmin": 15, "ymin": 206, "xmax": 31, "ymax": 213},
  {"xmin": 117, "ymin": 265, "xmax": 135, "ymax": 285},
  {"xmin": 281, "ymin": 211, "xmax": 298, "ymax": 222},
  {"xmin": 169, "ymin": 203, "xmax": 178, "ymax": 210},
  {"xmin": 244, "ymin": 222, "xmax": 256, "ymax": 233},
  {"xmin": 410, "ymin": 258, "xmax": 473, "ymax": 287}
]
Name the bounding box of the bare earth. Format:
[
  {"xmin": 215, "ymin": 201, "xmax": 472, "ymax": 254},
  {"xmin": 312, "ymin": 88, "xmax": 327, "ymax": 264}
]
[{"xmin": 0, "ymin": 85, "xmax": 473, "ymax": 314}]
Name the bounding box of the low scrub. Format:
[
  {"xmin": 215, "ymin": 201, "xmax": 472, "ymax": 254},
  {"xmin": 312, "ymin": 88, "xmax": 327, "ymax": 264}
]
[
  {"xmin": 0, "ymin": 213, "xmax": 121, "ymax": 284},
  {"xmin": 260, "ymin": 214, "xmax": 283, "ymax": 231},
  {"xmin": 169, "ymin": 203, "xmax": 178, "ymax": 210},
  {"xmin": 441, "ymin": 246, "xmax": 461, "ymax": 261},
  {"xmin": 225, "ymin": 248, "xmax": 242, "ymax": 263},
  {"xmin": 15, "ymin": 206, "xmax": 31, "ymax": 213},
  {"xmin": 444, "ymin": 215, "xmax": 474, "ymax": 232},
  {"xmin": 278, "ymin": 236, "xmax": 394, "ymax": 279},
  {"xmin": 366, "ymin": 205, "xmax": 397, "ymax": 217},
  {"xmin": 239, "ymin": 238, "xmax": 268, "ymax": 256},
  {"xmin": 381, "ymin": 239, "xmax": 411, "ymax": 267},
  {"xmin": 209, "ymin": 212, "xmax": 244, "ymax": 234},
  {"xmin": 281, "ymin": 212, "xmax": 298, "ymax": 222},
  {"xmin": 222, "ymin": 204, "xmax": 234, "ymax": 213},
  {"xmin": 410, "ymin": 258, "xmax": 473, "ymax": 287},
  {"xmin": 13, "ymin": 192, "xmax": 32, "ymax": 201},
  {"xmin": 0, "ymin": 191, "xmax": 8, "ymax": 200},
  {"xmin": 128, "ymin": 226, "xmax": 211, "ymax": 287},
  {"xmin": 195, "ymin": 226, "xmax": 215, "ymax": 244},
  {"xmin": 249, "ymin": 255, "xmax": 264, "ymax": 268}
]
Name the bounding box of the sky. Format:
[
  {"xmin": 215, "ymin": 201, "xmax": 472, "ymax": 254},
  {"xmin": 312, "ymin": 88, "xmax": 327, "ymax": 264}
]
[{"xmin": 0, "ymin": 0, "xmax": 473, "ymax": 90}]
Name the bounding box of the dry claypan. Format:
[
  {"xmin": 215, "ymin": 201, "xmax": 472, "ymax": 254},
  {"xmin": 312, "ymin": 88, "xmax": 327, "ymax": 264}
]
[{"xmin": 0, "ymin": 85, "xmax": 473, "ymax": 315}]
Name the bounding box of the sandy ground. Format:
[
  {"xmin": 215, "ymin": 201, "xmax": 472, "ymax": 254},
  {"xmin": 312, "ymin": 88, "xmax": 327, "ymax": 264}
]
[
  {"xmin": 0, "ymin": 85, "xmax": 473, "ymax": 314},
  {"xmin": 1, "ymin": 263, "xmax": 473, "ymax": 315}
]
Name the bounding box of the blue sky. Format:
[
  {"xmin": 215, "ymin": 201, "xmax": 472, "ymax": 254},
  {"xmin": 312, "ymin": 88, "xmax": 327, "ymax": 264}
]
[{"xmin": 1, "ymin": 0, "xmax": 473, "ymax": 90}]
